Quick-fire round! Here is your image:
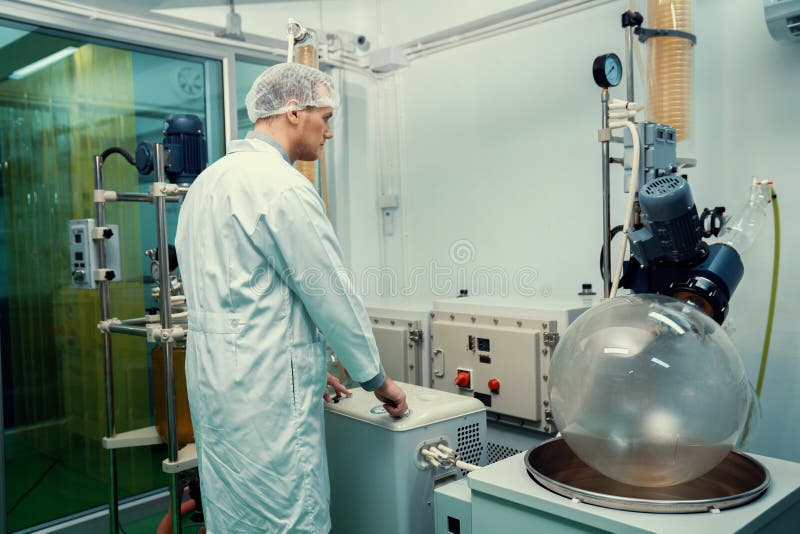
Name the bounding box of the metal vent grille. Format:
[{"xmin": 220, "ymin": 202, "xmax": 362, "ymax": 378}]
[
  {"xmin": 487, "ymin": 441, "xmax": 523, "ymax": 464},
  {"xmin": 643, "ymin": 175, "xmax": 682, "ymax": 196},
  {"xmin": 789, "ymin": 14, "xmax": 800, "ymax": 34},
  {"xmin": 457, "ymin": 422, "xmax": 483, "ymax": 476}
]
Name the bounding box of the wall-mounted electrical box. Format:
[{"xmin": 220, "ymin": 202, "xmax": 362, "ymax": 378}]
[
  {"xmin": 430, "ymin": 296, "xmax": 589, "ymax": 434},
  {"xmin": 68, "ymin": 218, "xmax": 121, "ymax": 290}
]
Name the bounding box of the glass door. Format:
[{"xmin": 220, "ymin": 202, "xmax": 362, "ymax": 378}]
[{"xmin": 0, "ymin": 22, "xmax": 223, "ymax": 532}]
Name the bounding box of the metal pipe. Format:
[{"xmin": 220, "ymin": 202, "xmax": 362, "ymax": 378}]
[
  {"xmin": 626, "ymin": 24, "xmax": 635, "ymax": 103},
  {"xmin": 402, "ymin": 0, "xmax": 614, "ymax": 57},
  {"xmin": 95, "ymin": 154, "xmax": 119, "ymax": 534},
  {"xmin": 0, "ymin": 333, "xmax": 7, "ymax": 534},
  {"xmin": 601, "ymin": 89, "xmax": 611, "ymax": 299},
  {"xmin": 119, "ymin": 317, "xmax": 150, "ymax": 325},
  {"xmin": 113, "ymin": 192, "xmax": 183, "ymax": 203},
  {"xmin": 154, "ymin": 144, "xmax": 182, "ymax": 534},
  {"xmin": 108, "ymin": 324, "xmax": 150, "ymax": 337}
]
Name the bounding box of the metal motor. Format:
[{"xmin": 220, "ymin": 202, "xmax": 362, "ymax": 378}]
[
  {"xmin": 622, "ymin": 172, "xmax": 744, "ymax": 323},
  {"xmin": 628, "ymin": 175, "xmax": 705, "ymax": 265},
  {"xmin": 136, "ymin": 114, "xmax": 207, "ymax": 185}
]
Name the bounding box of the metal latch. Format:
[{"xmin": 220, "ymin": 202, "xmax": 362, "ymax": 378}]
[
  {"xmin": 543, "ymin": 332, "xmax": 560, "ymax": 346},
  {"xmin": 408, "ymin": 329, "xmax": 424, "ymax": 343}
]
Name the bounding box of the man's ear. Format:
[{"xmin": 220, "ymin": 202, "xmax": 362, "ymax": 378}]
[
  {"xmin": 286, "ymin": 108, "xmax": 302, "ymax": 125},
  {"xmin": 285, "ymin": 99, "xmax": 302, "ymax": 125}
]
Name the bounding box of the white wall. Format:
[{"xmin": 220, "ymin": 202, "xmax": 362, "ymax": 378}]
[
  {"xmin": 157, "ymin": 0, "xmax": 800, "ymax": 461},
  {"xmin": 362, "ymin": 0, "xmax": 800, "ymax": 462}
]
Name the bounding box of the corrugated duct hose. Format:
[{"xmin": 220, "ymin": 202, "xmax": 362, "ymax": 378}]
[
  {"xmin": 647, "ymin": 0, "xmax": 693, "ymax": 141},
  {"xmin": 295, "ymin": 43, "xmax": 329, "ymax": 210}
]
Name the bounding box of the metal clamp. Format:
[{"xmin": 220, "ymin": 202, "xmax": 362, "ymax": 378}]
[
  {"xmin": 543, "ymin": 332, "xmax": 560, "ymax": 346},
  {"xmin": 409, "ymin": 329, "xmax": 424, "ymax": 343},
  {"xmin": 97, "ymin": 318, "xmax": 122, "ymax": 333},
  {"xmin": 146, "ymin": 324, "xmax": 186, "ymax": 343},
  {"xmin": 91, "ymin": 226, "xmax": 114, "ymax": 240},
  {"xmin": 93, "ymin": 268, "xmax": 116, "ymax": 282},
  {"xmin": 150, "ymin": 182, "xmax": 182, "ymax": 197},
  {"xmin": 597, "ymin": 128, "xmax": 612, "ymax": 142},
  {"xmin": 635, "ymin": 26, "xmax": 697, "ymax": 45},
  {"xmin": 93, "ymin": 189, "xmax": 120, "ymax": 203}
]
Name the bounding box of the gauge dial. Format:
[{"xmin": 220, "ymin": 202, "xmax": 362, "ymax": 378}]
[{"xmin": 592, "ymin": 53, "xmax": 623, "ymax": 88}]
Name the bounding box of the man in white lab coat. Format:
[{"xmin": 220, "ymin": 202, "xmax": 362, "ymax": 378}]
[{"xmin": 175, "ymin": 62, "xmax": 408, "ymax": 533}]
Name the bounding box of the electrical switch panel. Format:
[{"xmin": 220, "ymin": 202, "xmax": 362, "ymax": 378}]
[
  {"xmin": 69, "ymin": 218, "xmax": 121, "ymax": 290},
  {"xmin": 430, "ymin": 297, "xmax": 589, "ymax": 433}
]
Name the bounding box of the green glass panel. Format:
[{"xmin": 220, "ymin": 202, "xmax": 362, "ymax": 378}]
[
  {"xmin": 235, "ymin": 58, "xmax": 274, "ymax": 139},
  {"xmin": 0, "ymin": 24, "xmax": 223, "ymax": 532}
]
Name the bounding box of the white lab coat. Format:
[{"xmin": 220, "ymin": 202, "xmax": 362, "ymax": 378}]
[{"xmin": 175, "ymin": 136, "xmax": 383, "ymax": 533}]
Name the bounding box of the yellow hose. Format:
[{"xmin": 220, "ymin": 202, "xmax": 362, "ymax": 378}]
[
  {"xmin": 741, "ymin": 186, "xmax": 779, "ymax": 447},
  {"xmin": 756, "ymin": 186, "xmax": 780, "ymax": 397}
]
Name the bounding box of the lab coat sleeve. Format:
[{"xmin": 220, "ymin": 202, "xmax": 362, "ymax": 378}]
[{"xmin": 254, "ymin": 184, "xmax": 385, "ymax": 389}]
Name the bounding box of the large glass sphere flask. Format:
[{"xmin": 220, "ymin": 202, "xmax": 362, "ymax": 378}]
[{"xmin": 549, "ymin": 294, "xmax": 750, "ymax": 487}]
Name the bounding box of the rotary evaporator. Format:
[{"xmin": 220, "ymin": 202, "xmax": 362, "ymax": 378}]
[
  {"xmin": 435, "ymin": 3, "xmax": 799, "ymax": 532},
  {"xmin": 533, "ymin": 0, "xmax": 772, "ymax": 512}
]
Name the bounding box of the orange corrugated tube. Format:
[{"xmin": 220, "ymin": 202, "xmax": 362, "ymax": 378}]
[
  {"xmin": 647, "ymin": 0, "xmax": 693, "ymax": 141},
  {"xmin": 295, "ymin": 44, "xmax": 321, "ymax": 185}
]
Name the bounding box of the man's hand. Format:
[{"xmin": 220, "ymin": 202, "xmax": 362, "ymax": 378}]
[
  {"xmin": 373, "ymin": 376, "xmax": 408, "ymax": 417},
  {"xmin": 324, "ymin": 372, "xmax": 351, "ymax": 402}
]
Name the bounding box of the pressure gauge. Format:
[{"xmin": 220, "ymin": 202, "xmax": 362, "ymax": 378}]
[{"xmin": 592, "ymin": 53, "xmax": 623, "ymax": 88}]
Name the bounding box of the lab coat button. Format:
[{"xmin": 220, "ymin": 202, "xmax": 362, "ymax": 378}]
[{"xmin": 231, "ymin": 319, "xmax": 239, "ymax": 328}]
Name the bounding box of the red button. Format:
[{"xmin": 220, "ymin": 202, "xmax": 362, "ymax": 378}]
[
  {"xmin": 488, "ymin": 378, "xmax": 500, "ymax": 393},
  {"xmin": 455, "ymin": 371, "xmax": 471, "ymax": 388}
]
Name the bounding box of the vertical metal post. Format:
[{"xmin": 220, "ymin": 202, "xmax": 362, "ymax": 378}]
[
  {"xmin": 154, "ymin": 144, "xmax": 182, "ymax": 534},
  {"xmin": 626, "ymin": 24, "xmax": 635, "ymax": 103},
  {"xmin": 1, "ymin": 333, "xmax": 7, "ymax": 534},
  {"xmin": 601, "ymin": 89, "xmax": 611, "ymax": 299},
  {"xmin": 94, "ymin": 155, "xmax": 119, "ymax": 534}
]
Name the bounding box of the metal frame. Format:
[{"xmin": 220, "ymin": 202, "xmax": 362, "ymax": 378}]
[
  {"xmin": 93, "ymin": 148, "xmax": 190, "ymax": 534},
  {"xmin": 1, "ymin": 333, "xmax": 6, "ymax": 534},
  {"xmin": 0, "ymin": 0, "xmax": 291, "ymax": 144}
]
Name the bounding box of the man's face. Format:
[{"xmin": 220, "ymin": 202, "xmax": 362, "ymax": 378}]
[{"xmin": 295, "ymin": 106, "xmax": 333, "ymax": 161}]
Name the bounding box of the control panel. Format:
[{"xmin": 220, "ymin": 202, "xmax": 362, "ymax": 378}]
[
  {"xmin": 68, "ymin": 218, "xmax": 121, "ymax": 290},
  {"xmin": 431, "ymin": 311, "xmax": 555, "ymax": 430}
]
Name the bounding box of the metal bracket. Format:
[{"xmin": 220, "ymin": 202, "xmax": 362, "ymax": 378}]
[
  {"xmin": 408, "ymin": 329, "xmax": 424, "ymax": 343},
  {"xmin": 598, "ymin": 128, "xmax": 612, "ymax": 142},
  {"xmin": 91, "ymin": 226, "xmax": 113, "ymax": 240},
  {"xmin": 150, "ymin": 182, "xmax": 182, "ymax": 197},
  {"xmin": 93, "ymin": 268, "xmax": 116, "ymax": 282},
  {"xmin": 635, "ymin": 26, "xmax": 697, "ymax": 45},
  {"xmin": 97, "ymin": 318, "xmax": 122, "ymax": 333},
  {"xmin": 146, "ymin": 324, "xmax": 186, "ymax": 343},
  {"xmin": 543, "ymin": 332, "xmax": 560, "ymax": 346},
  {"xmin": 94, "ymin": 189, "xmax": 119, "ymax": 202}
]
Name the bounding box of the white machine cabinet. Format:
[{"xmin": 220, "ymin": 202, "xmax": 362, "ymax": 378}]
[
  {"xmin": 325, "ymin": 382, "xmax": 487, "ymax": 534},
  {"xmin": 436, "ymin": 452, "xmax": 800, "ymax": 534},
  {"xmin": 366, "ymin": 299, "xmax": 433, "ymax": 387}
]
